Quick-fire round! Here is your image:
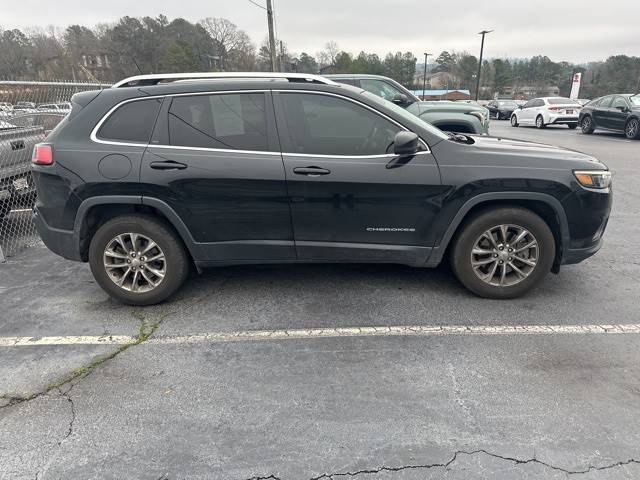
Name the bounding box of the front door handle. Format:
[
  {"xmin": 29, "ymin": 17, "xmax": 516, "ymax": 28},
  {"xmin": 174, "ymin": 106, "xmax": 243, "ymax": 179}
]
[
  {"xmin": 149, "ymin": 160, "xmax": 187, "ymax": 171},
  {"xmin": 293, "ymin": 166, "xmax": 331, "ymax": 177}
]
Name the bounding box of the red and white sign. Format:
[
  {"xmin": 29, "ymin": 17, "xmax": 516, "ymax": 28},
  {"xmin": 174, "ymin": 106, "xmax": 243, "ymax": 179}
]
[{"xmin": 570, "ymin": 72, "xmax": 582, "ymax": 100}]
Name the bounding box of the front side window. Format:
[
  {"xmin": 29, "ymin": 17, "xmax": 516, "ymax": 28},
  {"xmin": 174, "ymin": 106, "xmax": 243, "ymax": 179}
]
[
  {"xmin": 98, "ymin": 98, "xmax": 162, "ymax": 143},
  {"xmin": 611, "ymin": 97, "xmax": 628, "ymax": 109},
  {"xmin": 597, "ymin": 96, "xmax": 612, "ymax": 108},
  {"xmin": 523, "ymin": 100, "xmax": 536, "ymax": 109},
  {"xmin": 280, "ymin": 93, "xmax": 402, "ymax": 156},
  {"xmin": 359, "ymin": 79, "xmax": 406, "ymax": 102},
  {"xmin": 168, "ymin": 93, "xmax": 268, "ymax": 151}
]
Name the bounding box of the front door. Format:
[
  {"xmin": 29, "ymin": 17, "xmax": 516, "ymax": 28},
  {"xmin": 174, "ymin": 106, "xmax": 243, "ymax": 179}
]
[
  {"xmin": 273, "ymin": 91, "xmax": 442, "ymax": 264},
  {"xmin": 141, "ymin": 91, "xmax": 295, "ymax": 262},
  {"xmin": 609, "ymin": 96, "xmax": 630, "ymax": 131}
]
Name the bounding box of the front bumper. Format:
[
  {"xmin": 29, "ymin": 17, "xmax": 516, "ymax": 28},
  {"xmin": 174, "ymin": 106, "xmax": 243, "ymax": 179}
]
[
  {"xmin": 562, "ymin": 237, "xmax": 604, "ymax": 265},
  {"xmin": 33, "ymin": 207, "xmax": 82, "ymax": 261}
]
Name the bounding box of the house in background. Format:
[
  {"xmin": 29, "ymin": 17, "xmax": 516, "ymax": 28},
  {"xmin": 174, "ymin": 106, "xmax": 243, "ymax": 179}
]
[{"xmin": 409, "ymin": 89, "xmax": 471, "ymax": 101}]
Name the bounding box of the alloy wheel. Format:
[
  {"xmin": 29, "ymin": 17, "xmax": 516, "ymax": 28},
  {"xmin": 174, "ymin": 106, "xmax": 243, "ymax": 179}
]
[
  {"xmin": 626, "ymin": 119, "xmax": 639, "ymax": 139},
  {"xmin": 470, "ymin": 224, "xmax": 539, "ymax": 287},
  {"xmin": 103, "ymin": 232, "xmax": 166, "ymax": 292},
  {"xmin": 581, "ymin": 117, "xmax": 592, "ymax": 133}
]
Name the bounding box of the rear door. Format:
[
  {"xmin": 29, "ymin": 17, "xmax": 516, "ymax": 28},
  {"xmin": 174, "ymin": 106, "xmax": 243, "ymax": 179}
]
[
  {"xmin": 273, "ymin": 90, "xmax": 442, "ymax": 264},
  {"xmin": 593, "ymin": 96, "xmax": 612, "ymax": 128},
  {"xmin": 140, "ymin": 90, "xmax": 295, "ymax": 262}
]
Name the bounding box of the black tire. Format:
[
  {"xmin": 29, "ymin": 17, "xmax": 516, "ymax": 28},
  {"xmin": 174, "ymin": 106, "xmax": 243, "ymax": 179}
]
[
  {"xmin": 535, "ymin": 115, "xmax": 546, "ymax": 129},
  {"xmin": 581, "ymin": 116, "xmax": 595, "ymax": 134},
  {"xmin": 510, "ymin": 114, "xmax": 519, "ymax": 127},
  {"xmin": 89, "ymin": 214, "xmax": 190, "ymax": 305},
  {"xmin": 450, "ymin": 207, "xmax": 555, "ymax": 299},
  {"xmin": 625, "ymin": 118, "xmax": 640, "ymax": 140},
  {"xmin": 567, "ymin": 123, "xmax": 578, "ymax": 129}
]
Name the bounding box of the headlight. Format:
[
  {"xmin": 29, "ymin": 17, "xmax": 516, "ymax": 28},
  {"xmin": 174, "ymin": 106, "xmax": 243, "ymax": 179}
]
[{"xmin": 573, "ymin": 170, "xmax": 612, "ymax": 189}]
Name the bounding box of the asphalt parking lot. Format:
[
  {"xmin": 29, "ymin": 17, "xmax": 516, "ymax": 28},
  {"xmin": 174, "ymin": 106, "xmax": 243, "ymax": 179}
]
[{"xmin": 1, "ymin": 121, "xmax": 640, "ymax": 480}]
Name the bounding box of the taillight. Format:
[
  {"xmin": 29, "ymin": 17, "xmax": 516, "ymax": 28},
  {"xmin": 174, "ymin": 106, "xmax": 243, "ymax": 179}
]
[
  {"xmin": 548, "ymin": 107, "xmax": 560, "ymax": 111},
  {"xmin": 32, "ymin": 144, "xmax": 54, "ymax": 166}
]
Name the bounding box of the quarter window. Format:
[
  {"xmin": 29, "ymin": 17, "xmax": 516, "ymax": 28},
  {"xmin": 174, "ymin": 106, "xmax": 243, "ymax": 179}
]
[
  {"xmin": 98, "ymin": 98, "xmax": 162, "ymax": 143},
  {"xmin": 279, "ymin": 93, "xmax": 402, "ymax": 156},
  {"xmin": 359, "ymin": 79, "xmax": 406, "ymax": 102},
  {"xmin": 168, "ymin": 93, "xmax": 268, "ymax": 151}
]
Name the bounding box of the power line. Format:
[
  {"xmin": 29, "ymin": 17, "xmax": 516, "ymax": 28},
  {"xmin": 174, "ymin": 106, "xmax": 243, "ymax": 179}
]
[{"xmin": 247, "ymin": 0, "xmax": 267, "ymax": 10}]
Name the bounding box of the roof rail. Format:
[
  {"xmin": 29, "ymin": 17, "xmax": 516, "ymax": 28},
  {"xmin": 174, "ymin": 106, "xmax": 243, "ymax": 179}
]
[{"xmin": 112, "ymin": 72, "xmax": 338, "ymax": 88}]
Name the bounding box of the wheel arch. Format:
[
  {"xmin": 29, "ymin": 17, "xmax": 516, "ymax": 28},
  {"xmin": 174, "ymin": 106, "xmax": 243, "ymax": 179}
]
[
  {"xmin": 73, "ymin": 196, "xmax": 203, "ymax": 262},
  {"xmin": 427, "ymin": 192, "xmax": 570, "ymax": 271}
]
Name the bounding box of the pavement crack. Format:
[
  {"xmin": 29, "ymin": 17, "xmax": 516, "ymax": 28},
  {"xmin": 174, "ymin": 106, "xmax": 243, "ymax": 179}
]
[
  {"xmin": 56, "ymin": 385, "xmax": 76, "ymax": 445},
  {"xmin": 308, "ymin": 449, "xmax": 640, "ymax": 478},
  {"xmin": 0, "ymin": 309, "xmax": 171, "ymax": 412}
]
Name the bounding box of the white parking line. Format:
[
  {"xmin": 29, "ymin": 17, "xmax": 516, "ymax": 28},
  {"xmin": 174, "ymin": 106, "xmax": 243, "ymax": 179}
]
[{"xmin": 1, "ymin": 324, "xmax": 640, "ymax": 347}]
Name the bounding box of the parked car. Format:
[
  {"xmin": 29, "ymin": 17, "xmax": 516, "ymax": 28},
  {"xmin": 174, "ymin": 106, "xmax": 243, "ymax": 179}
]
[
  {"xmin": 0, "ymin": 120, "xmax": 43, "ymax": 220},
  {"xmin": 37, "ymin": 103, "xmax": 71, "ymax": 113},
  {"xmin": 32, "ymin": 72, "xmax": 611, "ymax": 305},
  {"xmin": 576, "ymin": 99, "xmax": 591, "ymax": 106},
  {"xmin": 487, "ymin": 100, "xmax": 519, "ymax": 120},
  {"xmin": 324, "ymin": 74, "xmax": 490, "ymax": 135},
  {"xmin": 578, "ymin": 94, "xmax": 640, "ymax": 140},
  {"xmin": 9, "ymin": 112, "xmax": 67, "ymax": 135},
  {"xmin": 14, "ymin": 101, "xmax": 36, "ymax": 111},
  {"xmin": 510, "ymin": 97, "xmax": 582, "ymax": 129}
]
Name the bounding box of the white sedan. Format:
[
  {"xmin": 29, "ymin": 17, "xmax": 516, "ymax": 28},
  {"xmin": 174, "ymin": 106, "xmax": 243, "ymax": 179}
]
[{"xmin": 510, "ymin": 97, "xmax": 582, "ymax": 129}]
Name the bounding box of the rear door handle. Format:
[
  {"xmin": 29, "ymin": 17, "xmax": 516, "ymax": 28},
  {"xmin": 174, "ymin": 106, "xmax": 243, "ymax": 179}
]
[
  {"xmin": 149, "ymin": 161, "xmax": 187, "ymax": 171},
  {"xmin": 293, "ymin": 166, "xmax": 331, "ymax": 177}
]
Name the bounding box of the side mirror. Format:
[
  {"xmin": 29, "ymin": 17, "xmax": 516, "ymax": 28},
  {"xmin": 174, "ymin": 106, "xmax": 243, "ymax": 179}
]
[
  {"xmin": 392, "ymin": 94, "xmax": 409, "ymax": 105},
  {"xmin": 615, "ymin": 105, "xmax": 628, "ymax": 112},
  {"xmin": 393, "ymin": 131, "xmax": 419, "ymax": 156}
]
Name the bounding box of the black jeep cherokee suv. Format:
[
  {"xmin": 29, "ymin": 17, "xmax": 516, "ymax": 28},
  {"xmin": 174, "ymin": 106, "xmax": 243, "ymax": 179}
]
[{"xmin": 31, "ymin": 73, "xmax": 612, "ymax": 305}]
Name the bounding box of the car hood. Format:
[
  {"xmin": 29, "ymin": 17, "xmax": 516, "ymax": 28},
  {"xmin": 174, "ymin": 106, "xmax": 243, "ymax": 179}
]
[
  {"xmin": 414, "ymin": 101, "xmax": 486, "ymax": 115},
  {"xmin": 462, "ymin": 135, "xmax": 605, "ymax": 168}
]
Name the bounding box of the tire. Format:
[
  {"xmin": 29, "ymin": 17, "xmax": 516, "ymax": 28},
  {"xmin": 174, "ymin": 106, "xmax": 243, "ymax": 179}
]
[
  {"xmin": 625, "ymin": 118, "xmax": 640, "ymax": 140},
  {"xmin": 510, "ymin": 114, "xmax": 519, "ymax": 127},
  {"xmin": 581, "ymin": 116, "xmax": 595, "ymax": 134},
  {"xmin": 450, "ymin": 207, "xmax": 555, "ymax": 299},
  {"xmin": 88, "ymin": 214, "xmax": 190, "ymax": 305},
  {"xmin": 535, "ymin": 115, "xmax": 546, "ymax": 129},
  {"xmin": 567, "ymin": 123, "xmax": 578, "ymax": 129}
]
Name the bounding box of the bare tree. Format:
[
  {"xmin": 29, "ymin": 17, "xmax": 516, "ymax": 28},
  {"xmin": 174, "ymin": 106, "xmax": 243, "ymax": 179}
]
[
  {"xmin": 324, "ymin": 41, "xmax": 339, "ymax": 65},
  {"xmin": 199, "ymin": 17, "xmax": 255, "ymax": 71}
]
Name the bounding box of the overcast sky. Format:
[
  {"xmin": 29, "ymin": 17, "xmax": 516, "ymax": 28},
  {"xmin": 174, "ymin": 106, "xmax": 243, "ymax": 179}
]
[{"xmin": 2, "ymin": 0, "xmax": 638, "ymax": 63}]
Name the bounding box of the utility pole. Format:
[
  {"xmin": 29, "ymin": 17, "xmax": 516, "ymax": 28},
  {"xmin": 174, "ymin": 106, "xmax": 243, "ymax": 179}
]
[
  {"xmin": 266, "ymin": 0, "xmax": 277, "ymax": 72},
  {"xmin": 422, "ymin": 52, "xmax": 432, "ymax": 100},
  {"xmin": 475, "ymin": 30, "xmax": 493, "ymax": 101},
  {"xmin": 280, "ymin": 40, "xmax": 285, "ymax": 72}
]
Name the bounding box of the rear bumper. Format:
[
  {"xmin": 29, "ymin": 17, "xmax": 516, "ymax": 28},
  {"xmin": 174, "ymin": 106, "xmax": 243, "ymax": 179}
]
[
  {"xmin": 33, "ymin": 207, "xmax": 82, "ymax": 261},
  {"xmin": 549, "ymin": 115, "xmax": 579, "ymax": 125}
]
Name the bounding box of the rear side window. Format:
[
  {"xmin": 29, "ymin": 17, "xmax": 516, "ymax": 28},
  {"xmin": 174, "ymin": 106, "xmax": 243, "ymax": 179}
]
[
  {"xmin": 98, "ymin": 98, "xmax": 162, "ymax": 143},
  {"xmin": 168, "ymin": 93, "xmax": 268, "ymax": 151}
]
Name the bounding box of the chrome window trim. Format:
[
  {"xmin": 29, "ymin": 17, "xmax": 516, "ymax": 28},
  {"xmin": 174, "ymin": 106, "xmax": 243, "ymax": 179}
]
[{"xmin": 90, "ymin": 89, "xmax": 431, "ymax": 156}]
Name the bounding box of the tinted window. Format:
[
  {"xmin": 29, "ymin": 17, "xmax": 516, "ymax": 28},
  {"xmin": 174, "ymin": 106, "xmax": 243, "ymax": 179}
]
[
  {"xmin": 611, "ymin": 97, "xmax": 628, "ymax": 109},
  {"xmin": 598, "ymin": 96, "xmax": 612, "ymax": 108},
  {"xmin": 548, "ymin": 97, "xmax": 579, "ymax": 105},
  {"xmin": 359, "ymin": 79, "xmax": 406, "ymax": 102},
  {"xmin": 98, "ymin": 98, "xmax": 162, "ymax": 143},
  {"xmin": 168, "ymin": 93, "xmax": 268, "ymax": 151},
  {"xmin": 523, "ymin": 100, "xmax": 536, "ymax": 109},
  {"xmin": 280, "ymin": 93, "xmax": 402, "ymax": 156}
]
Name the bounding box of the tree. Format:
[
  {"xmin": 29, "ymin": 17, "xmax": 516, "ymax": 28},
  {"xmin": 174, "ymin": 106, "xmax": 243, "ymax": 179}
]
[
  {"xmin": 296, "ymin": 52, "xmax": 318, "ymax": 73},
  {"xmin": 433, "ymin": 51, "xmax": 455, "ymax": 73},
  {"xmin": 199, "ymin": 18, "xmax": 255, "ymax": 71},
  {"xmin": 159, "ymin": 40, "xmax": 200, "ymax": 72}
]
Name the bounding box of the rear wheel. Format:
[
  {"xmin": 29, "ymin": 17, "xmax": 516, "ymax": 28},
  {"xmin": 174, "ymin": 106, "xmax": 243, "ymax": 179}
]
[
  {"xmin": 625, "ymin": 118, "xmax": 640, "ymax": 140},
  {"xmin": 581, "ymin": 115, "xmax": 595, "ymax": 134},
  {"xmin": 88, "ymin": 215, "xmax": 190, "ymax": 305},
  {"xmin": 450, "ymin": 208, "xmax": 555, "ymax": 299},
  {"xmin": 535, "ymin": 115, "xmax": 546, "ymax": 129},
  {"xmin": 510, "ymin": 114, "xmax": 519, "ymax": 127}
]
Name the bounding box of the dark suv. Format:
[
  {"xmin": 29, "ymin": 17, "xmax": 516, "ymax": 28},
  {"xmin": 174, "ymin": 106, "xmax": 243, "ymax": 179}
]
[{"xmin": 32, "ymin": 73, "xmax": 612, "ymax": 305}]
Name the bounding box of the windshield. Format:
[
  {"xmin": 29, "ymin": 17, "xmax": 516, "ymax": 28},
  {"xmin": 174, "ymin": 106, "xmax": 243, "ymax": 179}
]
[
  {"xmin": 548, "ymin": 97, "xmax": 580, "ymax": 105},
  {"xmin": 629, "ymin": 96, "xmax": 640, "ymax": 106},
  {"xmin": 359, "ymin": 90, "xmax": 449, "ymax": 141}
]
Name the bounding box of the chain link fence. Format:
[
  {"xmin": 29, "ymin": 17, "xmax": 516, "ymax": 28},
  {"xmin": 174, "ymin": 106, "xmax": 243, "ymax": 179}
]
[{"xmin": 0, "ymin": 80, "xmax": 110, "ymax": 261}]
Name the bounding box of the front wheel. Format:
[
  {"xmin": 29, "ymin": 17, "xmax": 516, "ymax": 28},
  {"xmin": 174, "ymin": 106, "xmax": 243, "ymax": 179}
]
[
  {"xmin": 535, "ymin": 115, "xmax": 546, "ymax": 129},
  {"xmin": 510, "ymin": 115, "xmax": 519, "ymax": 127},
  {"xmin": 450, "ymin": 208, "xmax": 555, "ymax": 299},
  {"xmin": 625, "ymin": 118, "xmax": 640, "ymax": 140},
  {"xmin": 89, "ymin": 215, "xmax": 190, "ymax": 305}
]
